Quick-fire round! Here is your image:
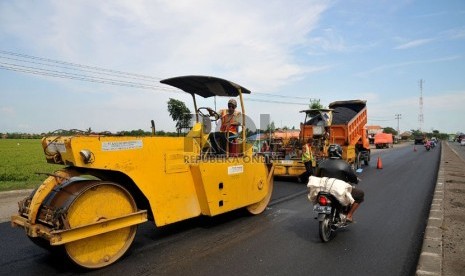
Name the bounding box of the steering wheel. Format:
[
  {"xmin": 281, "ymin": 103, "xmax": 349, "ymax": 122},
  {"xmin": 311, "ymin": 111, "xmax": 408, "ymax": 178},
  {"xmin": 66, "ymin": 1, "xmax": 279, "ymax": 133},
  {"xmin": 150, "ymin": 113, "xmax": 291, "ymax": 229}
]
[{"xmin": 197, "ymin": 107, "xmax": 220, "ymax": 121}]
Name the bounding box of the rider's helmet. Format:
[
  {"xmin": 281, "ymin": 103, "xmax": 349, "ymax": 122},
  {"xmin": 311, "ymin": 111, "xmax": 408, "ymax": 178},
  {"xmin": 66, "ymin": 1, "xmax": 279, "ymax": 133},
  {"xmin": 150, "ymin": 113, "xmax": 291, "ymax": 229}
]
[{"xmin": 328, "ymin": 144, "xmax": 343, "ymax": 159}]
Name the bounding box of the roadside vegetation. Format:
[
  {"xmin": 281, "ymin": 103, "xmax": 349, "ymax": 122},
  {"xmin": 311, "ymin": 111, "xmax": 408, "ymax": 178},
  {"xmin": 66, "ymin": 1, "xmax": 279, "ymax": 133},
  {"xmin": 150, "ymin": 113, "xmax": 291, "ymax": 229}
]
[
  {"xmin": 0, "ymin": 126, "xmax": 456, "ymax": 192},
  {"xmin": 0, "ymin": 139, "xmax": 64, "ymax": 191}
]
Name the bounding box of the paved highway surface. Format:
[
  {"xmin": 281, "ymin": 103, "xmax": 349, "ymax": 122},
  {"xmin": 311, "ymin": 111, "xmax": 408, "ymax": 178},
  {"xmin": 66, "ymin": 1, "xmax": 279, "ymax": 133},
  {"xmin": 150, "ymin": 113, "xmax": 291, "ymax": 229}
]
[{"xmin": 0, "ymin": 143, "xmax": 440, "ymax": 275}]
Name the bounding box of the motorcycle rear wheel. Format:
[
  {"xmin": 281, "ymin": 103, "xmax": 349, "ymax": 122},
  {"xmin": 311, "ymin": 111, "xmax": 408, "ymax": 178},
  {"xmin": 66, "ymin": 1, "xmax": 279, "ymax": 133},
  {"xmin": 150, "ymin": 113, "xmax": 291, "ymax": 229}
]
[{"xmin": 319, "ymin": 216, "xmax": 336, "ymax": 242}]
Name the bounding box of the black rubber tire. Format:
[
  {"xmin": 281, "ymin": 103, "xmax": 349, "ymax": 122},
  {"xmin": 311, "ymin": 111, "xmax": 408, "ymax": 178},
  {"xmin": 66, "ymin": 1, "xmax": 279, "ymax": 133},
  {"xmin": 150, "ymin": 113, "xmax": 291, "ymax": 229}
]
[
  {"xmin": 319, "ymin": 216, "xmax": 335, "ymax": 242},
  {"xmin": 355, "ymin": 152, "xmax": 362, "ymax": 169},
  {"xmin": 364, "ymin": 151, "xmax": 370, "ymax": 166}
]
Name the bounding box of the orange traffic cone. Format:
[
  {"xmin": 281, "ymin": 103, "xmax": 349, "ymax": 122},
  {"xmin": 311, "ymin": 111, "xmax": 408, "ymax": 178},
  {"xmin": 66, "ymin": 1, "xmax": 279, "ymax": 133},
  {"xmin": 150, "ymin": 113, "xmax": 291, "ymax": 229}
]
[{"xmin": 377, "ymin": 156, "xmax": 383, "ymax": 169}]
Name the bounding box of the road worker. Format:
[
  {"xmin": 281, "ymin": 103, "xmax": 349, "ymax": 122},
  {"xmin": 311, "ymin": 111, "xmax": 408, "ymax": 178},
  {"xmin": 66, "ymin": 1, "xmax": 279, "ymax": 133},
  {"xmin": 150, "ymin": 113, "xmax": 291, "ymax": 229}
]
[
  {"xmin": 299, "ymin": 138, "xmax": 314, "ymax": 182},
  {"xmin": 207, "ymin": 98, "xmax": 241, "ymax": 155}
]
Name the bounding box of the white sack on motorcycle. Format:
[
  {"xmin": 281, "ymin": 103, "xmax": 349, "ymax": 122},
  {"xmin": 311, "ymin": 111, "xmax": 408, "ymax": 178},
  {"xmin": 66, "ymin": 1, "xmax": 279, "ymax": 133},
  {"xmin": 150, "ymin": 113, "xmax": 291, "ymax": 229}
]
[{"xmin": 307, "ymin": 176, "xmax": 355, "ymax": 206}]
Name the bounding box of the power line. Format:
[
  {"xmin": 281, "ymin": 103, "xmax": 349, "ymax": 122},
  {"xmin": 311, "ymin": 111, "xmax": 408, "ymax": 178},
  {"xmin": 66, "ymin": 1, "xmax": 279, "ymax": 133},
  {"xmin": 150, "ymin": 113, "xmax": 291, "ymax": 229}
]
[
  {"xmin": 252, "ymin": 91, "xmax": 314, "ymax": 100},
  {"xmin": 245, "ymin": 98, "xmax": 308, "ymax": 106},
  {"xmin": 0, "ymin": 62, "xmax": 178, "ymax": 92},
  {"xmin": 0, "ymin": 61, "xmax": 155, "ymax": 87},
  {"xmin": 368, "ymin": 119, "xmax": 394, "ymax": 122},
  {"xmin": 0, "ymin": 50, "xmax": 318, "ymax": 104},
  {"xmin": 0, "ymin": 55, "xmax": 159, "ymax": 83},
  {"xmin": 0, "ymin": 50, "xmax": 182, "ymax": 94},
  {"xmin": 0, "ymin": 50, "xmax": 161, "ymax": 81}
]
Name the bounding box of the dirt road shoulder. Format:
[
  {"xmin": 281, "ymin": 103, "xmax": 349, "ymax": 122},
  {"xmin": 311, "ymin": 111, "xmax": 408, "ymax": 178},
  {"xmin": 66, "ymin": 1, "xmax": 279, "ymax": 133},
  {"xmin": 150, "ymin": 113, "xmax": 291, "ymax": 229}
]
[
  {"xmin": 416, "ymin": 142, "xmax": 465, "ymax": 275},
  {"xmin": 0, "ymin": 189, "xmax": 33, "ymax": 223}
]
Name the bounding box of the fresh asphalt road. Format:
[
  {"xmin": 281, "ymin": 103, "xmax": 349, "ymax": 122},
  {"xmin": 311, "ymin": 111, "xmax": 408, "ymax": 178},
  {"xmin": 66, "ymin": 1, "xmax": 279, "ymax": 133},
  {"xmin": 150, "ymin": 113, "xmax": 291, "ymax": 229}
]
[{"xmin": 0, "ymin": 143, "xmax": 440, "ymax": 276}]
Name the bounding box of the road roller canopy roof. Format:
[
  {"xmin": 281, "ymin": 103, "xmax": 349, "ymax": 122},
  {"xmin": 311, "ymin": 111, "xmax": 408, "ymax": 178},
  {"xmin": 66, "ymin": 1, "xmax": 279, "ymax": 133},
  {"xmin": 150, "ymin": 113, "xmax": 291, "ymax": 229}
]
[{"xmin": 160, "ymin": 75, "xmax": 251, "ymax": 98}]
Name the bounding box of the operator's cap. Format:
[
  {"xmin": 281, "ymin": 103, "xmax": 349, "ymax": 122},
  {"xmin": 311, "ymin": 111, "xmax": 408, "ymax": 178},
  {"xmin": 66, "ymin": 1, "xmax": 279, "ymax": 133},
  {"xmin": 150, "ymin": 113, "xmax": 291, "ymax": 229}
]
[{"xmin": 228, "ymin": 98, "xmax": 237, "ymax": 107}]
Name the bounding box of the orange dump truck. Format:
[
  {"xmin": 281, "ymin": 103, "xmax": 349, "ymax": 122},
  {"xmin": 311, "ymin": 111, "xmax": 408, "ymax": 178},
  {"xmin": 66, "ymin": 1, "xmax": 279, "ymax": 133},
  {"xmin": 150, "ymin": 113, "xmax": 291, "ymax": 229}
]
[
  {"xmin": 300, "ymin": 99, "xmax": 371, "ymax": 169},
  {"xmin": 273, "ymin": 100, "xmax": 371, "ymax": 180},
  {"xmin": 374, "ymin": 133, "xmax": 393, "ymax": 149}
]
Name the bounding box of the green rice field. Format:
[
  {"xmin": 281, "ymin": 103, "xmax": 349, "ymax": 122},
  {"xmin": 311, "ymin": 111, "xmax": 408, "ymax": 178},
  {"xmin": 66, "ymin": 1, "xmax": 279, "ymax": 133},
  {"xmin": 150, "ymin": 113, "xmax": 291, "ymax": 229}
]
[{"xmin": 0, "ymin": 139, "xmax": 64, "ymax": 191}]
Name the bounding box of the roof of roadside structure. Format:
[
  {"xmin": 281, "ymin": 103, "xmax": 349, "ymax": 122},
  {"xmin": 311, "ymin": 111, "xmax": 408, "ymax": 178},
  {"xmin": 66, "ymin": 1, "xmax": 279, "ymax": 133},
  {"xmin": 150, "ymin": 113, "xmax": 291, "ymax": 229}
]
[{"xmin": 248, "ymin": 130, "xmax": 300, "ymax": 141}]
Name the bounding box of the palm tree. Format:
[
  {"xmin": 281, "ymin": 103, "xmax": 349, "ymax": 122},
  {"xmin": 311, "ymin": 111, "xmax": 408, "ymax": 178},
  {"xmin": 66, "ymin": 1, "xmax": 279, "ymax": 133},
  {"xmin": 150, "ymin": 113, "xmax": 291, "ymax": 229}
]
[{"xmin": 167, "ymin": 98, "xmax": 192, "ymax": 135}]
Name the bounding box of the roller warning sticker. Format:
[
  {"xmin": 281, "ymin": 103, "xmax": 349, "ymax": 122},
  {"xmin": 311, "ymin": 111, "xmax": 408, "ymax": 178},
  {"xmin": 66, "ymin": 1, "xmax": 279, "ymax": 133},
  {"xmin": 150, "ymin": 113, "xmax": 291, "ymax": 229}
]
[
  {"xmin": 102, "ymin": 140, "xmax": 143, "ymax": 151},
  {"xmin": 228, "ymin": 165, "xmax": 244, "ymax": 175}
]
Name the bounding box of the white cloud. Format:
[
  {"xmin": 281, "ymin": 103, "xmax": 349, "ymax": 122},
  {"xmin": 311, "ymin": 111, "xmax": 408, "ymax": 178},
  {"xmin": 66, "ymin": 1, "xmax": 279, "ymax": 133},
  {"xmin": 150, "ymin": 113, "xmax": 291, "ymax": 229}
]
[
  {"xmin": 0, "ymin": 106, "xmax": 15, "ymax": 116},
  {"xmin": 394, "ymin": 38, "xmax": 435, "ymax": 49},
  {"xmin": 444, "ymin": 27, "xmax": 465, "ymax": 40},
  {"xmin": 355, "ymin": 55, "xmax": 462, "ymax": 77},
  {"xmin": 1, "ymin": 1, "xmax": 464, "ymax": 135},
  {"xmin": 0, "ymin": 0, "xmax": 334, "ymax": 133},
  {"xmin": 0, "ymin": 0, "xmax": 330, "ymax": 93},
  {"xmin": 366, "ymin": 91, "xmax": 465, "ymax": 133},
  {"xmin": 307, "ymin": 28, "xmax": 347, "ymax": 54},
  {"xmin": 423, "ymin": 91, "xmax": 465, "ymax": 111}
]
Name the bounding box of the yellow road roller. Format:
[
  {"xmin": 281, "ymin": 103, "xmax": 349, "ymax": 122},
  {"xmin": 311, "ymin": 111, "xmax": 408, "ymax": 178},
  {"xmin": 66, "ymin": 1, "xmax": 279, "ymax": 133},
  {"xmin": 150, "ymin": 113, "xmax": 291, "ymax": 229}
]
[{"xmin": 11, "ymin": 75, "xmax": 274, "ymax": 269}]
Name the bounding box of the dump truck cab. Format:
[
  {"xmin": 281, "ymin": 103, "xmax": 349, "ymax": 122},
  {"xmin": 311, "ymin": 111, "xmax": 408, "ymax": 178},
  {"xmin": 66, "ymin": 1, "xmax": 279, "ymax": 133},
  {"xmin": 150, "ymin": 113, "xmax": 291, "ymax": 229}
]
[
  {"xmin": 301, "ymin": 100, "xmax": 370, "ymax": 169},
  {"xmin": 299, "ymin": 107, "xmax": 335, "ymax": 163},
  {"xmin": 275, "ymin": 100, "xmax": 370, "ymax": 178}
]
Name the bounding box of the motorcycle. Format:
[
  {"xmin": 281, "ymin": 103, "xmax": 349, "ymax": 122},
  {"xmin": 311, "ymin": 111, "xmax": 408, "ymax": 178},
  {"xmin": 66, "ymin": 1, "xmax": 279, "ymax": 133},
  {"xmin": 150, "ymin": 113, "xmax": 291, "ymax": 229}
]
[
  {"xmin": 430, "ymin": 140, "xmax": 436, "ymax": 148},
  {"xmin": 313, "ymin": 191, "xmax": 352, "ymax": 242},
  {"xmin": 425, "ymin": 141, "xmax": 431, "ymax": 151}
]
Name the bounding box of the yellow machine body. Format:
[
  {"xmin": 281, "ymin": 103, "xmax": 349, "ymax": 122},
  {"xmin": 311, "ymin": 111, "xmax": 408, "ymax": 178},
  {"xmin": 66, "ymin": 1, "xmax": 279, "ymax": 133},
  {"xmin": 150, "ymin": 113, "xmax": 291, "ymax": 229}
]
[
  {"xmin": 11, "ymin": 76, "xmax": 273, "ymax": 269},
  {"xmin": 37, "ymin": 133, "xmax": 271, "ymax": 224},
  {"xmin": 273, "ymin": 159, "xmax": 306, "ymax": 178}
]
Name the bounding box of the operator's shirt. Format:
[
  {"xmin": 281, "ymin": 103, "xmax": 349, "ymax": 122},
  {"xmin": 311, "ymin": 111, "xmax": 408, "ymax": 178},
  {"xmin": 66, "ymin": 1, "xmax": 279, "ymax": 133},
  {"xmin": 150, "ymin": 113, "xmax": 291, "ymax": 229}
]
[{"xmin": 218, "ymin": 109, "xmax": 241, "ymax": 134}]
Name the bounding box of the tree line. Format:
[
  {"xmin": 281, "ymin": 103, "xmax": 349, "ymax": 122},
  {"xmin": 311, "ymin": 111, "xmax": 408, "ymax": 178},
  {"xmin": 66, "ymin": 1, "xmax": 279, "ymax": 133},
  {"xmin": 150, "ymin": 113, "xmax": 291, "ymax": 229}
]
[
  {"xmin": 1, "ymin": 98, "xmax": 455, "ymax": 140},
  {"xmin": 0, "ymin": 129, "xmax": 180, "ymax": 139}
]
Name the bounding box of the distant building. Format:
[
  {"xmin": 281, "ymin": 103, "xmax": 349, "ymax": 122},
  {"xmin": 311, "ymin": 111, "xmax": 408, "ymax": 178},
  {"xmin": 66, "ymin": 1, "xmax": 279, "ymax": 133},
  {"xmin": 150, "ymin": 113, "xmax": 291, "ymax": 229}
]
[
  {"xmin": 400, "ymin": 131, "xmax": 412, "ymax": 140},
  {"xmin": 272, "ymin": 129, "xmax": 300, "ymax": 140},
  {"xmin": 366, "ymin": 125, "xmax": 383, "ymax": 135},
  {"xmin": 366, "ymin": 125, "xmax": 383, "ymax": 144}
]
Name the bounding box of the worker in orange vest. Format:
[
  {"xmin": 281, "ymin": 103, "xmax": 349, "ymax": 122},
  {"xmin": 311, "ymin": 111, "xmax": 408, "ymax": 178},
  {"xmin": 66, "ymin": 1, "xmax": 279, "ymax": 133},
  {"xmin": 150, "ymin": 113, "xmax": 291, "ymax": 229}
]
[{"xmin": 207, "ymin": 98, "xmax": 242, "ymax": 155}]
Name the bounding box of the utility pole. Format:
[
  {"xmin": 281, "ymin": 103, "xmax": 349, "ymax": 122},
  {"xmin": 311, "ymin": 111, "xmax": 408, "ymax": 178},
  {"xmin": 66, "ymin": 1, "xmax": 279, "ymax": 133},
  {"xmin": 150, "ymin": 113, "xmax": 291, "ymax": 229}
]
[
  {"xmin": 418, "ymin": 79, "xmax": 424, "ymax": 132},
  {"xmin": 395, "ymin": 114, "xmax": 402, "ymax": 136}
]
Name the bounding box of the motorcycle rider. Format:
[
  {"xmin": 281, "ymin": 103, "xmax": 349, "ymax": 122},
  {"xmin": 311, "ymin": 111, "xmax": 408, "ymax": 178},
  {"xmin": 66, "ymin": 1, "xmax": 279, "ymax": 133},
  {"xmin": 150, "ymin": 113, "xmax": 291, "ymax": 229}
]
[
  {"xmin": 424, "ymin": 140, "xmax": 432, "ymax": 151},
  {"xmin": 314, "ymin": 144, "xmax": 365, "ymax": 223}
]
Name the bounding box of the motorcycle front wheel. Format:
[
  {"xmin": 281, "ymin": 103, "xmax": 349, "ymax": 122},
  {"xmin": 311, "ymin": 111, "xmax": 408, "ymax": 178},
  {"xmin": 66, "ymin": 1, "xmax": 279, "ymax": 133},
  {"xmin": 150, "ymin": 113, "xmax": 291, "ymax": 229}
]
[{"xmin": 319, "ymin": 215, "xmax": 336, "ymax": 242}]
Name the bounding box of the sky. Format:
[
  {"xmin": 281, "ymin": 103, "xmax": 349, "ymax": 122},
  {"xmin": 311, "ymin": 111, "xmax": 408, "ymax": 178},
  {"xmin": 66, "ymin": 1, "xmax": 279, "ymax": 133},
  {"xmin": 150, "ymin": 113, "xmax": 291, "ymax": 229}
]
[{"xmin": 1, "ymin": 0, "xmax": 464, "ymax": 135}]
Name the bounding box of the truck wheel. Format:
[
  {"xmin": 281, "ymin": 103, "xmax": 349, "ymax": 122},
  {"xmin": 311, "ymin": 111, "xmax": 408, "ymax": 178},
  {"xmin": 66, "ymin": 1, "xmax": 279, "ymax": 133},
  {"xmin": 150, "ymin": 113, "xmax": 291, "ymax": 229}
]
[
  {"xmin": 64, "ymin": 182, "xmax": 137, "ymax": 269},
  {"xmin": 246, "ymin": 178, "xmax": 273, "ymax": 215},
  {"xmin": 364, "ymin": 151, "xmax": 370, "ymax": 166},
  {"xmin": 355, "ymin": 152, "xmax": 362, "ymax": 169}
]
